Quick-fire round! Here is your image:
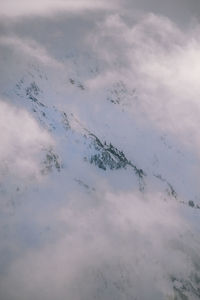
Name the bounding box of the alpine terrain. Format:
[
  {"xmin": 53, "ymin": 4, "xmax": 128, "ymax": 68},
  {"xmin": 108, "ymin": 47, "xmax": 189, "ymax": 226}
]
[{"xmin": 0, "ymin": 2, "xmax": 200, "ymax": 300}]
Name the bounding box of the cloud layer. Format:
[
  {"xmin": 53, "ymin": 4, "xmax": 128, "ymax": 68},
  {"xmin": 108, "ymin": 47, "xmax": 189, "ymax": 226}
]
[
  {"xmin": 0, "ymin": 0, "xmax": 118, "ymax": 17},
  {"xmin": 0, "ymin": 100, "xmax": 52, "ymax": 188},
  {"xmin": 0, "ymin": 2, "xmax": 200, "ymax": 300}
]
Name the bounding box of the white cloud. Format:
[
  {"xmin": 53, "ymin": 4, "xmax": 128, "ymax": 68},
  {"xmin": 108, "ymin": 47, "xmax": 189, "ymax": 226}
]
[
  {"xmin": 0, "ymin": 100, "xmax": 53, "ymax": 184},
  {"xmin": 0, "ymin": 35, "xmax": 62, "ymax": 68},
  {"xmin": 0, "ymin": 190, "xmax": 198, "ymax": 300},
  {"xmin": 86, "ymin": 13, "xmax": 200, "ymax": 154},
  {"xmin": 0, "ymin": 6, "xmax": 200, "ymax": 300},
  {"xmin": 0, "ymin": 0, "xmax": 118, "ymax": 17}
]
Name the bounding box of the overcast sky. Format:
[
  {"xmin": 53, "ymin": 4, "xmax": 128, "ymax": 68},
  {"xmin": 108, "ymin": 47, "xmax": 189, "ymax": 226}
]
[{"xmin": 0, "ymin": 0, "xmax": 200, "ymax": 25}]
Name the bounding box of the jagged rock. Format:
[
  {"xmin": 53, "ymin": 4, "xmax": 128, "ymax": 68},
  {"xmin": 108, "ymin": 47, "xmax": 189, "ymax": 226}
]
[
  {"xmin": 188, "ymin": 200, "xmax": 195, "ymax": 208},
  {"xmin": 89, "ymin": 133, "xmax": 145, "ymax": 179},
  {"xmin": 25, "ymin": 82, "xmax": 45, "ymax": 106},
  {"xmin": 41, "ymin": 149, "xmax": 62, "ymax": 174}
]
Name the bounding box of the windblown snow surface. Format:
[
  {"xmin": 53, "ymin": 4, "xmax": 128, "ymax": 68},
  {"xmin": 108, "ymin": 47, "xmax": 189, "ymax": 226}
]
[{"xmin": 0, "ymin": 3, "xmax": 200, "ymax": 300}]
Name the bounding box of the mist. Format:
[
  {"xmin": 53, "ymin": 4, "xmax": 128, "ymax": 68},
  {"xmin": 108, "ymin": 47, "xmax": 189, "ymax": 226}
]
[{"xmin": 0, "ymin": 1, "xmax": 200, "ymax": 299}]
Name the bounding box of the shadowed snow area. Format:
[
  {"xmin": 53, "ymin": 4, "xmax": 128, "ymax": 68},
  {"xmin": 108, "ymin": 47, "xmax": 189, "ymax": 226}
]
[{"xmin": 0, "ymin": 1, "xmax": 200, "ymax": 299}]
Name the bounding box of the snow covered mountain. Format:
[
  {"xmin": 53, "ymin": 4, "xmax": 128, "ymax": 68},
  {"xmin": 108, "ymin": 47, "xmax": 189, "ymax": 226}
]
[{"xmin": 0, "ymin": 9, "xmax": 200, "ymax": 300}]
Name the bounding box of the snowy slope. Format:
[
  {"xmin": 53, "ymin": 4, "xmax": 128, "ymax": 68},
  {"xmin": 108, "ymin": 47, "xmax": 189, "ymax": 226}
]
[{"xmin": 0, "ymin": 48, "xmax": 200, "ymax": 300}]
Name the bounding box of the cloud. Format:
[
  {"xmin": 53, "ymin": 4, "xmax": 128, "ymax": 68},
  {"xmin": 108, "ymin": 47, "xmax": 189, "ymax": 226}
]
[
  {"xmin": 0, "ymin": 189, "xmax": 199, "ymax": 300},
  {"xmin": 0, "ymin": 35, "xmax": 62, "ymax": 68},
  {"xmin": 0, "ymin": 5, "xmax": 200, "ymax": 300},
  {"xmin": 0, "ymin": 0, "xmax": 118, "ymax": 17},
  {"xmin": 0, "ymin": 100, "xmax": 53, "ymax": 186},
  {"xmin": 85, "ymin": 13, "xmax": 200, "ymax": 155}
]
